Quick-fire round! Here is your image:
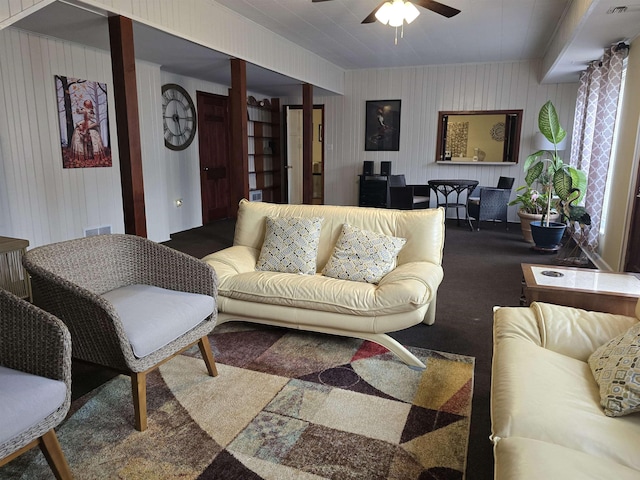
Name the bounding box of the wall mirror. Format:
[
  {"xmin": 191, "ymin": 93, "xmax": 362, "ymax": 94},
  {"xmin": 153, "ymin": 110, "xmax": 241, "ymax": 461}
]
[{"xmin": 435, "ymin": 110, "xmax": 523, "ymax": 164}]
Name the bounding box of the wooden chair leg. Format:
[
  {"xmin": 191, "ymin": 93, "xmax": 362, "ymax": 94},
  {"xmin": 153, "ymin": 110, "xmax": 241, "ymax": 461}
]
[
  {"xmin": 131, "ymin": 371, "xmax": 147, "ymax": 431},
  {"xmin": 39, "ymin": 429, "xmax": 73, "ymax": 480},
  {"xmin": 198, "ymin": 336, "xmax": 218, "ymax": 377}
]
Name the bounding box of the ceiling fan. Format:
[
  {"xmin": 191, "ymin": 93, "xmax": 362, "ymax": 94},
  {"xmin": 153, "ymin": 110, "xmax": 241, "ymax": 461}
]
[{"xmin": 311, "ymin": 0, "xmax": 461, "ymax": 24}]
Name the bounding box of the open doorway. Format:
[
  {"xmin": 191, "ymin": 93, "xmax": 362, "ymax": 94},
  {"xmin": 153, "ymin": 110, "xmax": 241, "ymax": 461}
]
[{"xmin": 284, "ymin": 105, "xmax": 324, "ymax": 205}]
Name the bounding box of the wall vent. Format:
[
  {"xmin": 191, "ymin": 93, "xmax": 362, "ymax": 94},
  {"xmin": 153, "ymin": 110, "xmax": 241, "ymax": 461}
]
[
  {"xmin": 84, "ymin": 225, "xmax": 112, "ymax": 237},
  {"xmin": 607, "ymin": 6, "xmax": 628, "ymax": 14}
]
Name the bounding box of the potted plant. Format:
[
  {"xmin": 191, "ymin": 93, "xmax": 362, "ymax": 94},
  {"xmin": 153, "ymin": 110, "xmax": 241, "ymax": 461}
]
[
  {"xmin": 509, "ymin": 185, "xmax": 559, "ymax": 243},
  {"xmin": 519, "ymin": 101, "xmax": 589, "ymax": 249}
]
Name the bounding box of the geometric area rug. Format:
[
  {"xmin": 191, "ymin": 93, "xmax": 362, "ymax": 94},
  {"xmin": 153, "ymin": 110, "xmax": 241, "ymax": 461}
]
[{"xmin": 0, "ymin": 322, "xmax": 474, "ymax": 480}]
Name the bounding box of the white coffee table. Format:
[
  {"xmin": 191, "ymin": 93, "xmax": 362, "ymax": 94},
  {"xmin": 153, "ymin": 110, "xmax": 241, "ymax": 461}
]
[{"xmin": 521, "ymin": 263, "xmax": 640, "ymax": 316}]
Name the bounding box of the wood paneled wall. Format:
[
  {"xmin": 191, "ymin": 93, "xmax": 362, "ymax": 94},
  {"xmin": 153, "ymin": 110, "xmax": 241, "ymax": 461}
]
[
  {"xmin": 14, "ymin": 0, "xmax": 344, "ymax": 95},
  {"xmin": 0, "ymin": 27, "xmax": 125, "ymax": 246},
  {"xmin": 0, "ymin": 26, "xmax": 280, "ymax": 246},
  {"xmin": 0, "ymin": 0, "xmax": 50, "ymax": 28},
  {"xmin": 307, "ymin": 60, "xmax": 578, "ymax": 222}
]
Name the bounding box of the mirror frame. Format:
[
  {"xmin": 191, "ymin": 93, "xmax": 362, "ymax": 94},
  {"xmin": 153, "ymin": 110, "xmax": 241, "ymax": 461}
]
[{"xmin": 435, "ymin": 109, "xmax": 523, "ymax": 164}]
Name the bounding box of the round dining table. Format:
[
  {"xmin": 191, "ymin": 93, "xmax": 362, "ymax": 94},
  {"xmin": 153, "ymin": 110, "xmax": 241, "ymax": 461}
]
[{"xmin": 428, "ymin": 179, "xmax": 479, "ymax": 231}]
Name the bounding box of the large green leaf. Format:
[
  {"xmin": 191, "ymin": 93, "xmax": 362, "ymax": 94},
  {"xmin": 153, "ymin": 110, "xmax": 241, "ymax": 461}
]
[
  {"xmin": 523, "ymin": 151, "xmax": 544, "ymax": 172},
  {"xmin": 525, "ymin": 160, "xmax": 544, "ymax": 186},
  {"xmin": 553, "ymin": 168, "xmax": 573, "ymax": 201},
  {"xmin": 538, "ymin": 101, "xmax": 567, "ymax": 147}
]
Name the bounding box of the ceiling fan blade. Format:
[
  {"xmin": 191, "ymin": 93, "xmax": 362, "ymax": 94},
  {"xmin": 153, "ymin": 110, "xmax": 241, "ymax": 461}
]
[
  {"xmin": 414, "ymin": 0, "xmax": 461, "ymax": 18},
  {"xmin": 362, "ymin": 1, "xmax": 388, "ymax": 23}
]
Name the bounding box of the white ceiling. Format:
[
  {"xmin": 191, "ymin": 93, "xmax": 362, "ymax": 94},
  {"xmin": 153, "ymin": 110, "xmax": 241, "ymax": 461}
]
[
  {"xmin": 214, "ymin": 0, "xmax": 640, "ymax": 81},
  {"xmin": 11, "ymin": 0, "xmax": 640, "ymax": 95}
]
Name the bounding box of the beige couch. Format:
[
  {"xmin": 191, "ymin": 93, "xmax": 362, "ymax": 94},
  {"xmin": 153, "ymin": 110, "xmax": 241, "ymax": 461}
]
[
  {"xmin": 202, "ymin": 199, "xmax": 445, "ymax": 369},
  {"xmin": 491, "ymin": 301, "xmax": 640, "ymax": 479}
]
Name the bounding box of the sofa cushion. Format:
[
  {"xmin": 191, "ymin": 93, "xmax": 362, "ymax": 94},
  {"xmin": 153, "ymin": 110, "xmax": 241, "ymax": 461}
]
[
  {"xmin": 322, "ymin": 224, "xmax": 406, "ymax": 284},
  {"xmin": 256, "ymin": 216, "xmax": 323, "ymax": 275},
  {"xmin": 491, "ymin": 336, "xmax": 640, "ymax": 471},
  {"xmin": 494, "ymin": 437, "xmax": 640, "ymax": 480},
  {"xmin": 588, "ymin": 321, "xmax": 640, "ymax": 417},
  {"xmin": 0, "ymin": 366, "xmax": 67, "ymax": 444},
  {"xmin": 103, "ymin": 284, "xmax": 215, "ymax": 358}
]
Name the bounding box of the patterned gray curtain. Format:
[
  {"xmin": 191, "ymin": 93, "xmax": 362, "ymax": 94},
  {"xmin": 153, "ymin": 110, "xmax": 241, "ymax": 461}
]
[{"xmin": 570, "ymin": 44, "xmax": 628, "ymax": 251}]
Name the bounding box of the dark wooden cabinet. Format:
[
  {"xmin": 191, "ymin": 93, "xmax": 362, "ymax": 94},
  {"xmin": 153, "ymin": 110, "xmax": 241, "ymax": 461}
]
[{"xmin": 358, "ymin": 175, "xmax": 389, "ymax": 207}]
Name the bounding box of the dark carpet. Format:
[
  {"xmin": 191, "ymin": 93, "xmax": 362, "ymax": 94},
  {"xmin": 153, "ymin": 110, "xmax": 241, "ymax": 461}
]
[{"xmin": 71, "ymin": 217, "xmax": 572, "ymax": 480}]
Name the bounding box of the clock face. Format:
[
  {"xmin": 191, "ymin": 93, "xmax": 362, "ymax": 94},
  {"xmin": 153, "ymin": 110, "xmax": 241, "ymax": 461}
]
[{"xmin": 162, "ymin": 84, "xmax": 197, "ymax": 151}]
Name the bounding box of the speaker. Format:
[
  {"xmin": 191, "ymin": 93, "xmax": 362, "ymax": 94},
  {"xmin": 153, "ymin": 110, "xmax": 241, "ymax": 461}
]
[
  {"xmin": 380, "ymin": 161, "xmax": 392, "ymax": 176},
  {"xmin": 363, "ymin": 161, "xmax": 374, "ymax": 175}
]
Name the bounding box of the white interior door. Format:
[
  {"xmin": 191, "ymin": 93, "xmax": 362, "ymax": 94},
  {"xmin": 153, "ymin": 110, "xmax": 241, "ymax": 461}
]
[{"xmin": 286, "ymin": 108, "xmax": 303, "ymax": 204}]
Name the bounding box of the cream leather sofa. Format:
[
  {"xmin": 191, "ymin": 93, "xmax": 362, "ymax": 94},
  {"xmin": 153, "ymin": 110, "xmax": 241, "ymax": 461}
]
[
  {"xmin": 202, "ymin": 199, "xmax": 445, "ymax": 369},
  {"xmin": 491, "ymin": 301, "xmax": 640, "ymax": 479}
]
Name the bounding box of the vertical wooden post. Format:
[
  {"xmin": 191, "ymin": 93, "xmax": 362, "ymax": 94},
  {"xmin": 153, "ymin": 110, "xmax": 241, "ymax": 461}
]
[
  {"xmin": 108, "ymin": 16, "xmax": 147, "ymax": 237},
  {"xmin": 302, "ymin": 83, "xmax": 313, "ymax": 205},
  {"xmin": 229, "ymin": 59, "xmax": 248, "ymax": 216}
]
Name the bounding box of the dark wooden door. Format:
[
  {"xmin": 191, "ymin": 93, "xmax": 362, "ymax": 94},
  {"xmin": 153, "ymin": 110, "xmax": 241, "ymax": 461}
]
[
  {"xmin": 624, "ymin": 157, "xmax": 640, "ymax": 272},
  {"xmin": 197, "ymin": 92, "xmax": 231, "ymax": 223}
]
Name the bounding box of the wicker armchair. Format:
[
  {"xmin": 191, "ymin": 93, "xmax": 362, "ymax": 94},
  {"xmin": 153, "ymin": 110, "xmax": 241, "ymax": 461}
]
[
  {"xmin": 0, "ymin": 289, "xmax": 73, "ymax": 479},
  {"xmin": 22, "ymin": 234, "xmax": 218, "ymax": 431},
  {"xmin": 467, "ymin": 177, "xmax": 515, "ymax": 230}
]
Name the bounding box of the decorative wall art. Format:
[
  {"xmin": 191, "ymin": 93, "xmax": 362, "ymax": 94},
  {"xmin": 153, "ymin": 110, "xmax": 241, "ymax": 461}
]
[
  {"xmin": 445, "ymin": 121, "xmax": 469, "ymax": 158},
  {"xmin": 55, "ymin": 75, "xmax": 111, "ymax": 168},
  {"xmin": 490, "ymin": 121, "xmax": 506, "ymax": 142},
  {"xmin": 365, "ymin": 100, "xmax": 401, "ymax": 151}
]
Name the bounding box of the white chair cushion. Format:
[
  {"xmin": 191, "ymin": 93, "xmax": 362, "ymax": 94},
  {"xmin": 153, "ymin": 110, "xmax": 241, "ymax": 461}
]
[
  {"xmin": 0, "ymin": 366, "xmax": 67, "ymax": 444},
  {"xmin": 103, "ymin": 284, "xmax": 215, "ymax": 358}
]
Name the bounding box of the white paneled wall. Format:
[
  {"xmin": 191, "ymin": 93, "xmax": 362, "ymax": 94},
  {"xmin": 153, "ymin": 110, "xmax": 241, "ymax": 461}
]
[
  {"xmin": 0, "ymin": 27, "xmax": 125, "ymax": 247},
  {"xmin": 74, "ymin": 0, "xmax": 344, "ymax": 95},
  {"xmin": 160, "ymin": 73, "xmax": 231, "ymax": 236},
  {"xmin": 0, "ymin": 0, "xmax": 51, "ymax": 28},
  {"xmin": 311, "ymin": 60, "xmax": 578, "ymax": 222},
  {"xmin": 0, "ymin": 26, "xmax": 282, "ymax": 246}
]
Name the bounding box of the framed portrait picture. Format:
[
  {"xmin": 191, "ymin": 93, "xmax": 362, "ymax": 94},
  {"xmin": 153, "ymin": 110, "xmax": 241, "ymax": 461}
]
[
  {"xmin": 365, "ymin": 100, "xmax": 401, "ymax": 151},
  {"xmin": 55, "ymin": 75, "xmax": 112, "ymax": 168}
]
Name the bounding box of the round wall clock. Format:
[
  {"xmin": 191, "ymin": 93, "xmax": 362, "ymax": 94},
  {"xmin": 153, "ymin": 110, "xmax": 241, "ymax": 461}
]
[{"xmin": 161, "ymin": 83, "xmax": 197, "ymax": 151}]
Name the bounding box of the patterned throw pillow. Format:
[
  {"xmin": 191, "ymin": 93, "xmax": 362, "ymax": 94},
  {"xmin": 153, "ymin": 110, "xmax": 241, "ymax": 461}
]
[
  {"xmin": 322, "ymin": 224, "xmax": 406, "ymax": 284},
  {"xmin": 588, "ymin": 322, "xmax": 640, "ymax": 417},
  {"xmin": 256, "ymin": 216, "xmax": 323, "ymax": 275}
]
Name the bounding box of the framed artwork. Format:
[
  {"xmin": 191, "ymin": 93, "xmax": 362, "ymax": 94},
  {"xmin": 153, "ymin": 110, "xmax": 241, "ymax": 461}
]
[
  {"xmin": 365, "ymin": 99, "xmax": 401, "ymax": 151},
  {"xmin": 55, "ymin": 75, "xmax": 112, "ymax": 168}
]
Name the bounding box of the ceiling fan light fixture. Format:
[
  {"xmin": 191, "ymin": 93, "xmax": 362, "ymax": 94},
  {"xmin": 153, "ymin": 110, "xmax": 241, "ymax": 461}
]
[
  {"xmin": 404, "ymin": 2, "xmax": 420, "ymax": 24},
  {"xmin": 375, "ymin": 0, "xmax": 420, "ymax": 27},
  {"xmin": 374, "ymin": 2, "xmax": 393, "ymax": 25}
]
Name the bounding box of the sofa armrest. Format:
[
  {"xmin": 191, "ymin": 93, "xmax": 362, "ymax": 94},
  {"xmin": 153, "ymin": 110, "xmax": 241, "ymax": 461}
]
[
  {"xmin": 494, "ymin": 302, "xmax": 639, "ymax": 362},
  {"xmin": 493, "ymin": 305, "xmax": 543, "ymax": 347},
  {"xmin": 378, "ymin": 262, "xmax": 443, "ymax": 305},
  {"xmin": 531, "ymin": 302, "xmax": 638, "ymax": 361},
  {"xmin": 202, "ymin": 246, "xmax": 260, "ymax": 283}
]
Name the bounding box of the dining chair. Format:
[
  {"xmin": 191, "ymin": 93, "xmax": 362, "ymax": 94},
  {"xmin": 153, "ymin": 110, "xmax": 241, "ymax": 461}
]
[
  {"xmin": 388, "ymin": 174, "xmax": 430, "ymax": 209},
  {"xmin": 22, "ymin": 234, "xmax": 219, "ymax": 431},
  {"xmin": 0, "ymin": 289, "xmax": 73, "ymax": 479},
  {"xmin": 467, "ymin": 176, "xmax": 515, "ymax": 230}
]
